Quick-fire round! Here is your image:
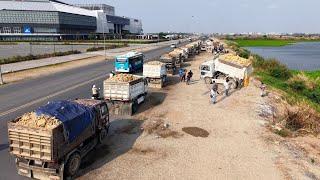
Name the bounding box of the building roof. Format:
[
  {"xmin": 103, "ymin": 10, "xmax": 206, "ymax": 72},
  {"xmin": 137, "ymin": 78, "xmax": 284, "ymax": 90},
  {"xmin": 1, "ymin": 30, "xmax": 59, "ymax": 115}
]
[
  {"xmin": 116, "ymin": 52, "xmax": 143, "ymax": 59},
  {"xmin": 0, "ymin": 0, "xmax": 96, "ymax": 17}
]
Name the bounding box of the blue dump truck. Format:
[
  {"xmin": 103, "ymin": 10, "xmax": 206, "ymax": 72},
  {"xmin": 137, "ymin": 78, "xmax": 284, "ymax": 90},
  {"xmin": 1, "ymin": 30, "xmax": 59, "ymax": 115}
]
[
  {"xmin": 114, "ymin": 52, "xmax": 144, "ymax": 73},
  {"xmin": 8, "ymin": 99, "xmax": 109, "ymax": 180}
]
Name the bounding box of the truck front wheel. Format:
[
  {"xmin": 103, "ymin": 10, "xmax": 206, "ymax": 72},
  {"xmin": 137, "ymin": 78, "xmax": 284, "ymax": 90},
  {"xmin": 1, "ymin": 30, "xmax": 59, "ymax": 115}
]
[
  {"xmin": 204, "ymin": 77, "xmax": 212, "ymax": 84},
  {"xmin": 131, "ymin": 101, "xmax": 138, "ymax": 115},
  {"xmin": 65, "ymin": 153, "xmax": 81, "ymax": 177},
  {"xmin": 99, "ymin": 129, "xmax": 107, "ymax": 144}
]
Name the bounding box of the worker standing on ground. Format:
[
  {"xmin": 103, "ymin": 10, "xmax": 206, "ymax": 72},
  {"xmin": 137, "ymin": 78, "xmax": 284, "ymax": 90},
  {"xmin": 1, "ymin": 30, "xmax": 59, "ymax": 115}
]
[
  {"xmin": 186, "ymin": 70, "xmax": 193, "ymax": 85},
  {"xmin": 109, "ymin": 71, "xmax": 115, "ymax": 78},
  {"xmin": 179, "ymin": 69, "xmax": 184, "ymax": 82},
  {"xmin": 260, "ymin": 82, "xmax": 267, "ymax": 97},
  {"xmin": 210, "ymin": 81, "xmax": 219, "ymax": 104},
  {"xmin": 224, "ymin": 78, "xmax": 230, "ymax": 96},
  {"xmin": 91, "ymin": 85, "xmax": 100, "ymax": 100}
]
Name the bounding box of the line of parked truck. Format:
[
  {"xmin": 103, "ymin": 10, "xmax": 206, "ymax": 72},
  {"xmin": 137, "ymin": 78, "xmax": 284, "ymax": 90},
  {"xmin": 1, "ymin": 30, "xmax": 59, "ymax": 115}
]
[{"xmin": 7, "ymin": 39, "xmax": 204, "ymax": 180}]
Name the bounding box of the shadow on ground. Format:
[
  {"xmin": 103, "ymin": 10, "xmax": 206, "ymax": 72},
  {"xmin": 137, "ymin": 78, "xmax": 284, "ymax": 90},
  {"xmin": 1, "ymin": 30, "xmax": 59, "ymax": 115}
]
[
  {"xmin": 77, "ymin": 119, "xmax": 144, "ymax": 178},
  {"xmin": 136, "ymin": 91, "xmax": 167, "ymax": 114}
]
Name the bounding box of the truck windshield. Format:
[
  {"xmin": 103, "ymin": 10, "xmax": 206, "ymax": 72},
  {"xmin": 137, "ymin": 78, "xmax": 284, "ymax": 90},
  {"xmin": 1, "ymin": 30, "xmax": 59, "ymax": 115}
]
[
  {"xmin": 116, "ymin": 58, "xmax": 127, "ymax": 63},
  {"xmin": 201, "ymin": 65, "xmax": 210, "ymax": 71}
]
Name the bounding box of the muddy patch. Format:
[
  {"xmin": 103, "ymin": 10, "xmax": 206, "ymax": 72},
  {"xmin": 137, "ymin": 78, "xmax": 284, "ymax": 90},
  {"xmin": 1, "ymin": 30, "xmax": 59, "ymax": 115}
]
[
  {"xmin": 114, "ymin": 120, "xmax": 142, "ymax": 135},
  {"xmin": 182, "ymin": 127, "xmax": 209, "ymax": 138},
  {"xmin": 142, "ymin": 118, "xmax": 182, "ymax": 138},
  {"xmin": 130, "ymin": 147, "xmax": 155, "ymax": 155}
]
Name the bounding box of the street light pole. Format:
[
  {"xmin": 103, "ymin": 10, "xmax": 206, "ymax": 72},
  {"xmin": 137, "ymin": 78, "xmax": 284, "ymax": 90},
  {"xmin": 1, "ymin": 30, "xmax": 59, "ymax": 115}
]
[
  {"xmin": 102, "ymin": 19, "xmax": 106, "ymax": 60},
  {"xmin": 0, "ymin": 65, "xmax": 4, "ymax": 85}
]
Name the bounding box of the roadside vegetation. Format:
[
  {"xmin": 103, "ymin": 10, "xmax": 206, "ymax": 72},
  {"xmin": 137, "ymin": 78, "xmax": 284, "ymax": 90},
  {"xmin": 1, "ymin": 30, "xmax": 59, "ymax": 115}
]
[
  {"xmin": 0, "ymin": 44, "xmax": 128, "ymax": 65},
  {"xmin": 0, "ymin": 39, "xmax": 168, "ymax": 44},
  {"xmin": 0, "ymin": 51, "xmax": 81, "ymax": 65},
  {"xmin": 228, "ymin": 41, "xmax": 320, "ymax": 110},
  {"xmin": 227, "ymin": 40, "xmax": 320, "ymax": 135},
  {"xmin": 86, "ymin": 44, "xmax": 128, "ymax": 52}
]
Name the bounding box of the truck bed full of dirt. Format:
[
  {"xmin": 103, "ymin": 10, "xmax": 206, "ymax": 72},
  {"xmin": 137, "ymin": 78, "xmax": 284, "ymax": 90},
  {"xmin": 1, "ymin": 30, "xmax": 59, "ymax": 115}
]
[
  {"xmin": 14, "ymin": 112, "xmax": 61, "ymax": 130},
  {"xmin": 105, "ymin": 74, "xmax": 140, "ymax": 83}
]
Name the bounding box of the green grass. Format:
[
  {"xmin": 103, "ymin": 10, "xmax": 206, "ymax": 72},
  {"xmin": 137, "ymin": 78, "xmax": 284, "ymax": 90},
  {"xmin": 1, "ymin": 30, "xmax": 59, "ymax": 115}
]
[
  {"xmin": 304, "ymin": 70, "xmax": 320, "ymax": 80},
  {"xmin": 255, "ymin": 71, "xmax": 320, "ymax": 112},
  {"xmin": 234, "ymin": 39, "xmax": 296, "ymax": 47},
  {"xmin": 227, "ymin": 39, "xmax": 320, "ymax": 112}
]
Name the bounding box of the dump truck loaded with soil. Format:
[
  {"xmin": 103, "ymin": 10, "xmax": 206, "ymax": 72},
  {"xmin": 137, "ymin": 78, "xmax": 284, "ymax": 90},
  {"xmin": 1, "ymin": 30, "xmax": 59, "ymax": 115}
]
[
  {"xmin": 143, "ymin": 61, "xmax": 167, "ymax": 88},
  {"xmin": 8, "ymin": 99, "xmax": 110, "ymax": 180},
  {"xmin": 103, "ymin": 74, "xmax": 148, "ymax": 116},
  {"xmin": 200, "ymin": 53, "xmax": 253, "ymax": 89},
  {"xmin": 159, "ymin": 53, "xmax": 177, "ymax": 75}
]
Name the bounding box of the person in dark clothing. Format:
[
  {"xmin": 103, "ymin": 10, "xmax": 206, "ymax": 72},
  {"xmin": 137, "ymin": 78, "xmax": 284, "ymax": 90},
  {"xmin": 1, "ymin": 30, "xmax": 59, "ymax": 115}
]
[{"xmin": 186, "ymin": 70, "xmax": 193, "ymax": 85}]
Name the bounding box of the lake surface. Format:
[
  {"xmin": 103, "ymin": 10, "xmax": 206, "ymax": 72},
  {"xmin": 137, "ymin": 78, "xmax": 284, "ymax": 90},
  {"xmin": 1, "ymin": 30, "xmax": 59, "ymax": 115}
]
[{"xmin": 246, "ymin": 42, "xmax": 320, "ymax": 71}]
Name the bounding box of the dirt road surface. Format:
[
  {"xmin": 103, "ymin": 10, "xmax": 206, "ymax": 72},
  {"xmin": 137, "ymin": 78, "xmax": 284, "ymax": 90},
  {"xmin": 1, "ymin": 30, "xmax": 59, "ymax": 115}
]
[{"xmin": 78, "ymin": 52, "xmax": 319, "ymax": 180}]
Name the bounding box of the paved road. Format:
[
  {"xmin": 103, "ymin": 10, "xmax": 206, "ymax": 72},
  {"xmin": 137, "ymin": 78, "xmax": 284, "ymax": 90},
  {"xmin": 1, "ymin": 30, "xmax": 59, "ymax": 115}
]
[{"xmin": 0, "ymin": 43, "xmax": 179, "ymax": 179}]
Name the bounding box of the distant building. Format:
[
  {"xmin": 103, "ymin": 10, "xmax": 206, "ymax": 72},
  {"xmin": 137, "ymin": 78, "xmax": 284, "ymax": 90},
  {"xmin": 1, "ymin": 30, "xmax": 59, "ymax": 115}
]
[{"xmin": 0, "ymin": 0, "xmax": 143, "ymax": 41}]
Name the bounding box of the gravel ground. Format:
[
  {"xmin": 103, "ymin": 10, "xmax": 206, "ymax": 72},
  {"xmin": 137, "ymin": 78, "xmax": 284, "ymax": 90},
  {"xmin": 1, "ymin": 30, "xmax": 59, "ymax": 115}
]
[{"xmin": 77, "ymin": 52, "xmax": 287, "ymax": 179}]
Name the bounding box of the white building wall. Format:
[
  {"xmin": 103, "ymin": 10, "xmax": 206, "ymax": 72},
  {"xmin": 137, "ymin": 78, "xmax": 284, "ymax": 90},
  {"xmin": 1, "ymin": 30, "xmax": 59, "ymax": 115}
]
[
  {"xmin": 95, "ymin": 11, "xmax": 109, "ymax": 33},
  {"xmin": 129, "ymin": 18, "xmax": 143, "ymax": 34}
]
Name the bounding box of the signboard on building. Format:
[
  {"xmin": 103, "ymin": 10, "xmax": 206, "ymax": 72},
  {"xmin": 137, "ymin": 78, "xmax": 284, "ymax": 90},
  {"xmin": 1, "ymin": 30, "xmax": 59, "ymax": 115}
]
[{"xmin": 23, "ymin": 26, "xmax": 32, "ymax": 34}]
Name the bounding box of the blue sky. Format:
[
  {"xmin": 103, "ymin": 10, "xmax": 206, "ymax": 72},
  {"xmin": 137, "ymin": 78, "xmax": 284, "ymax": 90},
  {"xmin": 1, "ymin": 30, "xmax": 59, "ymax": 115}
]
[{"xmin": 63, "ymin": 0, "xmax": 319, "ymax": 33}]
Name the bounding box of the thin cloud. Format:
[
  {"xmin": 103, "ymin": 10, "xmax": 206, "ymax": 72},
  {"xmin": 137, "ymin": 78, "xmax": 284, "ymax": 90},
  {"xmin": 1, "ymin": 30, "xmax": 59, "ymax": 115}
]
[{"xmin": 267, "ymin": 3, "xmax": 279, "ymax": 9}]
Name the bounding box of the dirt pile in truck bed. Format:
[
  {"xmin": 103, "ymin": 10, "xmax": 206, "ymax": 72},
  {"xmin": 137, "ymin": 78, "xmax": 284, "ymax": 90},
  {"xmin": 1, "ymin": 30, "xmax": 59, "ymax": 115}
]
[
  {"xmin": 146, "ymin": 61, "xmax": 164, "ymax": 65},
  {"xmin": 15, "ymin": 112, "xmax": 61, "ymax": 129},
  {"xmin": 220, "ymin": 54, "xmax": 252, "ymax": 67},
  {"xmin": 106, "ymin": 74, "xmax": 139, "ymax": 83}
]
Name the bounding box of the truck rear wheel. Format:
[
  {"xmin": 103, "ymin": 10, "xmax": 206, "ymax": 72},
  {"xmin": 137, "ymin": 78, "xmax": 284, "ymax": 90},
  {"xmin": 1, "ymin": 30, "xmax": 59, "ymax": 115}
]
[
  {"xmin": 229, "ymin": 78, "xmax": 238, "ymax": 89},
  {"xmin": 65, "ymin": 153, "xmax": 81, "ymax": 177}
]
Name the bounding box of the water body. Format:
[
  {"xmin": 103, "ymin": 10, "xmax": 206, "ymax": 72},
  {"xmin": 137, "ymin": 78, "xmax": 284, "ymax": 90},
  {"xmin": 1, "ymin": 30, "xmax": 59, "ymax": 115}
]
[{"xmin": 246, "ymin": 42, "xmax": 320, "ymax": 71}]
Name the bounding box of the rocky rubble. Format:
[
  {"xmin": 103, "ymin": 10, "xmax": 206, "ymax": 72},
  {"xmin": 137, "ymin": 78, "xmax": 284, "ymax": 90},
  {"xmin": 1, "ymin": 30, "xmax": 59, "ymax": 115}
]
[
  {"xmin": 106, "ymin": 74, "xmax": 139, "ymax": 83},
  {"xmin": 15, "ymin": 112, "xmax": 61, "ymax": 129}
]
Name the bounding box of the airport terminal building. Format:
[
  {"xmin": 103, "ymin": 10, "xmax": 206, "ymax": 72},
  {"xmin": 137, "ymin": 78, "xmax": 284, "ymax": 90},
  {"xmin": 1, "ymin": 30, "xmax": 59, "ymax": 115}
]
[{"xmin": 0, "ymin": 0, "xmax": 143, "ymax": 40}]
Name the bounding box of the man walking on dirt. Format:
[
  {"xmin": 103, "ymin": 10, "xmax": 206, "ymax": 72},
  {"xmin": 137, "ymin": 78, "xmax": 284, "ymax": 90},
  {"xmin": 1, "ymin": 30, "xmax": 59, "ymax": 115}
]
[
  {"xmin": 210, "ymin": 81, "xmax": 219, "ymax": 104},
  {"xmin": 179, "ymin": 69, "xmax": 185, "ymax": 82},
  {"xmin": 186, "ymin": 70, "xmax": 193, "ymax": 85},
  {"xmin": 224, "ymin": 78, "xmax": 230, "ymax": 96}
]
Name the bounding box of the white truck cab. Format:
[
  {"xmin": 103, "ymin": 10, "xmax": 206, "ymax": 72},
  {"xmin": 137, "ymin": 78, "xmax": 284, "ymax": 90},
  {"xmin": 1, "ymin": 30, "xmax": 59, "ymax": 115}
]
[
  {"xmin": 200, "ymin": 60, "xmax": 217, "ymax": 84},
  {"xmin": 200, "ymin": 57, "xmax": 253, "ymax": 89}
]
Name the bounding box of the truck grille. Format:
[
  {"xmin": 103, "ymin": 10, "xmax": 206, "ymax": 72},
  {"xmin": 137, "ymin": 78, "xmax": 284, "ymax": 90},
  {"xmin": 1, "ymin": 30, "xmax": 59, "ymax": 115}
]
[{"xmin": 9, "ymin": 130, "xmax": 52, "ymax": 161}]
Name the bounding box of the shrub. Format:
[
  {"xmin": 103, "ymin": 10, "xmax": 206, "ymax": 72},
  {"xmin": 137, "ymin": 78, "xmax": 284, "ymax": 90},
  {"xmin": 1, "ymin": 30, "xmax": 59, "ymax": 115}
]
[
  {"xmin": 251, "ymin": 54, "xmax": 265, "ymax": 68},
  {"xmin": 306, "ymin": 90, "xmax": 320, "ymax": 104},
  {"xmin": 288, "ymin": 80, "xmax": 306, "ymax": 92},
  {"xmin": 262, "ymin": 59, "xmax": 292, "ymax": 80},
  {"xmin": 237, "ymin": 48, "xmax": 250, "ymax": 59}
]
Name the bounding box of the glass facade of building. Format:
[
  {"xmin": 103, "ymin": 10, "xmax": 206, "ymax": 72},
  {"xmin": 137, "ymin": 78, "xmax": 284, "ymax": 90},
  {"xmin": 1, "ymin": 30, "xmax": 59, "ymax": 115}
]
[{"xmin": 0, "ymin": 10, "xmax": 96, "ymax": 35}]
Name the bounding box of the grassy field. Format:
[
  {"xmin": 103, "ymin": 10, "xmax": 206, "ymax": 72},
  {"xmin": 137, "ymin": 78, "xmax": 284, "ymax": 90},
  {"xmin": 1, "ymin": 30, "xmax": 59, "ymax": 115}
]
[{"xmin": 234, "ymin": 39, "xmax": 297, "ymax": 47}]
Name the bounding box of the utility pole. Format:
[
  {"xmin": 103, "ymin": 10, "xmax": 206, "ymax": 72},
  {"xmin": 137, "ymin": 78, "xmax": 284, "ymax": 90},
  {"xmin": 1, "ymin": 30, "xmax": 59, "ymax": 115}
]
[
  {"xmin": 102, "ymin": 19, "xmax": 106, "ymax": 60},
  {"xmin": 29, "ymin": 42, "xmax": 32, "ymax": 55},
  {"xmin": 0, "ymin": 65, "xmax": 4, "ymax": 85}
]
